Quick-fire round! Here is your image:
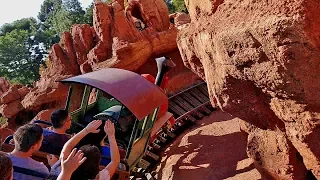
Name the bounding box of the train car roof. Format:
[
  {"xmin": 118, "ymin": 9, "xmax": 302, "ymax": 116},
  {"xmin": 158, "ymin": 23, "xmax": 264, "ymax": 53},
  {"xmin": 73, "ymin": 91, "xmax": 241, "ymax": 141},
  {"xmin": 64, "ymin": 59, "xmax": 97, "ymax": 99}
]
[{"xmin": 58, "ymin": 68, "xmax": 167, "ymax": 120}]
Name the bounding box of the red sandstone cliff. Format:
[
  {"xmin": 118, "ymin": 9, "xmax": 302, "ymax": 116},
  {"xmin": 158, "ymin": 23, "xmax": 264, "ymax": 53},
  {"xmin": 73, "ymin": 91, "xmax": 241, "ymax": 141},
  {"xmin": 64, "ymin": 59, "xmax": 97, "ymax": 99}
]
[{"xmin": 177, "ymin": 0, "xmax": 320, "ymax": 179}]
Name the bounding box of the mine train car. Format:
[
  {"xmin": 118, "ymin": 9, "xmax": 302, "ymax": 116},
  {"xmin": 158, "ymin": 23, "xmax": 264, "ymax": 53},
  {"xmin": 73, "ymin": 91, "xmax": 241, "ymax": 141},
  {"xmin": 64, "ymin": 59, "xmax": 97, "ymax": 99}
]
[{"xmin": 1, "ymin": 57, "xmax": 178, "ymax": 180}]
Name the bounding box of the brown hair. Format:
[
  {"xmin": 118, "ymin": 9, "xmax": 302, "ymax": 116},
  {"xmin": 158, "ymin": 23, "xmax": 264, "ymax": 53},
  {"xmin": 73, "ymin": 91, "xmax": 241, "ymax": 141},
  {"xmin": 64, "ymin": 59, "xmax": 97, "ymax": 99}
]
[
  {"xmin": 71, "ymin": 145, "xmax": 101, "ymax": 180},
  {"xmin": 0, "ymin": 151, "xmax": 13, "ymax": 180},
  {"xmin": 14, "ymin": 124, "xmax": 43, "ymax": 152}
]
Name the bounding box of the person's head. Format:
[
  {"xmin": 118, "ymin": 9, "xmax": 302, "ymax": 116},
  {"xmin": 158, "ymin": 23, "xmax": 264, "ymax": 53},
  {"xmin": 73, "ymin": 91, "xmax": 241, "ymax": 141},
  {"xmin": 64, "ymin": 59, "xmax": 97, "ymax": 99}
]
[
  {"xmin": 51, "ymin": 109, "xmax": 71, "ymax": 131},
  {"xmin": 0, "ymin": 151, "xmax": 13, "ymax": 180},
  {"xmin": 13, "ymin": 124, "xmax": 43, "ymax": 154},
  {"xmin": 71, "ymin": 145, "xmax": 101, "ymax": 180}
]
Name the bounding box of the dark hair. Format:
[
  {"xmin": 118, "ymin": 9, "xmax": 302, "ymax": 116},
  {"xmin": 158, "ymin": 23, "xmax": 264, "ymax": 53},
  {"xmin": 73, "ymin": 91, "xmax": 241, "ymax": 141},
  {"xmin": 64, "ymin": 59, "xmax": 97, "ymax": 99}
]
[
  {"xmin": 14, "ymin": 124, "xmax": 43, "ymax": 152},
  {"xmin": 71, "ymin": 145, "xmax": 101, "ymax": 180},
  {"xmin": 0, "ymin": 151, "xmax": 12, "ymax": 180},
  {"xmin": 51, "ymin": 109, "xmax": 69, "ymax": 129}
]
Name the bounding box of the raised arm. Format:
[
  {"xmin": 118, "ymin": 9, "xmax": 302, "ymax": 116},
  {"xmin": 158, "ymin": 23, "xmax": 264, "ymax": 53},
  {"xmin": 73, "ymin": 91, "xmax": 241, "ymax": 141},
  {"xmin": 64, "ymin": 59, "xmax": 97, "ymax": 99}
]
[
  {"xmin": 57, "ymin": 148, "xmax": 86, "ymax": 180},
  {"xmin": 104, "ymin": 120, "xmax": 120, "ymax": 177},
  {"xmin": 60, "ymin": 120, "xmax": 102, "ymax": 159}
]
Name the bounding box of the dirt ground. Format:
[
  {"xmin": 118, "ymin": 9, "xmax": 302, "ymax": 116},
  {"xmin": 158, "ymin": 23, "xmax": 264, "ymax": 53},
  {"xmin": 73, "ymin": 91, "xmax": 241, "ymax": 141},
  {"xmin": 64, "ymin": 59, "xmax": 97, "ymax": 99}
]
[{"xmin": 155, "ymin": 110, "xmax": 262, "ymax": 180}]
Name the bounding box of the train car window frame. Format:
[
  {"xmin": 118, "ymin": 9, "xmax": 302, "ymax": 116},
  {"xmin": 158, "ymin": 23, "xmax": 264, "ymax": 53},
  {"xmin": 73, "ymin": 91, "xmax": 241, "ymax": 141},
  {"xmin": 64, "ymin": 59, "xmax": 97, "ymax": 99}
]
[
  {"xmin": 145, "ymin": 108, "xmax": 159, "ymax": 131},
  {"xmin": 134, "ymin": 115, "xmax": 149, "ymax": 143}
]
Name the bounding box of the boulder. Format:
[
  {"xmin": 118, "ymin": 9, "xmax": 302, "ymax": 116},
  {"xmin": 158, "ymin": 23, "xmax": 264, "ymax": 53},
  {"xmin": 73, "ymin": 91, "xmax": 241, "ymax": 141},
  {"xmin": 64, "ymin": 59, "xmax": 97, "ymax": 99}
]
[
  {"xmin": 247, "ymin": 128, "xmax": 307, "ymax": 180},
  {"xmin": 17, "ymin": 87, "xmax": 30, "ymax": 98},
  {"xmin": 32, "ymin": 109, "xmax": 55, "ymax": 123},
  {"xmin": 130, "ymin": 0, "xmax": 170, "ymax": 32},
  {"xmin": 71, "ymin": 24, "xmax": 94, "ymax": 66},
  {"xmin": 92, "ymin": 38, "xmax": 152, "ymax": 71},
  {"xmin": 169, "ymin": 13, "xmax": 191, "ymax": 27},
  {"xmin": 0, "ymin": 77, "xmax": 11, "ymax": 96},
  {"xmin": 60, "ymin": 32, "xmax": 81, "ymax": 74},
  {"xmin": 0, "ymin": 100, "xmax": 24, "ymax": 118},
  {"xmin": 0, "ymin": 86, "xmax": 20, "ymax": 104},
  {"xmin": 177, "ymin": 0, "xmax": 320, "ymax": 178},
  {"xmin": 93, "ymin": 2, "xmax": 113, "ymax": 47}
]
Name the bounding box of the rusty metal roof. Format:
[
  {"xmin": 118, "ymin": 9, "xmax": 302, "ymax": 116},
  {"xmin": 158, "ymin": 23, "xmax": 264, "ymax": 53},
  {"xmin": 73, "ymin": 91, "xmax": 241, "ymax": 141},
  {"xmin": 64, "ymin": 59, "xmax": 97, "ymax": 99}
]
[{"xmin": 58, "ymin": 68, "xmax": 168, "ymax": 120}]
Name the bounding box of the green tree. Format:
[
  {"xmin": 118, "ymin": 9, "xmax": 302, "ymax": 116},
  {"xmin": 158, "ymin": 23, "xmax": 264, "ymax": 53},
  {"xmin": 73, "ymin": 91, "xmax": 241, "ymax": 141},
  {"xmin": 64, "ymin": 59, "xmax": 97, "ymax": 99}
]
[
  {"xmin": 52, "ymin": 0, "xmax": 86, "ymax": 34},
  {"xmin": 164, "ymin": 0, "xmax": 188, "ymax": 13},
  {"xmin": 38, "ymin": 0, "xmax": 63, "ymax": 46},
  {"xmin": 38, "ymin": 0, "xmax": 62, "ymax": 24},
  {"xmin": 0, "ymin": 0, "xmax": 94, "ymax": 84},
  {"xmin": 83, "ymin": 3, "xmax": 94, "ymax": 26},
  {"xmin": 173, "ymin": 0, "xmax": 187, "ymax": 13},
  {"xmin": 0, "ymin": 30, "xmax": 45, "ymax": 84},
  {"xmin": 0, "ymin": 18, "xmax": 51, "ymax": 85},
  {"xmin": 63, "ymin": 0, "xmax": 85, "ymax": 24},
  {"xmin": 0, "ymin": 18, "xmax": 38, "ymax": 35},
  {"xmin": 39, "ymin": 0, "xmax": 90, "ymax": 35},
  {"xmin": 164, "ymin": 0, "xmax": 176, "ymax": 14}
]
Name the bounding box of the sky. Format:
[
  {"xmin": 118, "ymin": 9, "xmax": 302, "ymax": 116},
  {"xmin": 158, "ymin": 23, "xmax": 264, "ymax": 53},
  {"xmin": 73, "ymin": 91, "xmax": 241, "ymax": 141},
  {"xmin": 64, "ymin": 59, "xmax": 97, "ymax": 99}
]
[{"xmin": 0, "ymin": 0, "xmax": 92, "ymax": 27}]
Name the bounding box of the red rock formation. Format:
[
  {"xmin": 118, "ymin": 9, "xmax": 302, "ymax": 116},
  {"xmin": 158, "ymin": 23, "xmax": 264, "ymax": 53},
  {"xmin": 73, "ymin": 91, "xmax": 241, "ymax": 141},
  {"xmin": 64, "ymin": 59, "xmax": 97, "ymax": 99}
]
[
  {"xmin": 247, "ymin": 128, "xmax": 307, "ymax": 180},
  {"xmin": 0, "ymin": 127, "xmax": 14, "ymax": 143},
  {"xmin": 0, "ymin": 86, "xmax": 20, "ymax": 104},
  {"xmin": 169, "ymin": 13, "xmax": 191, "ymax": 28},
  {"xmin": 0, "ymin": 100, "xmax": 24, "ymax": 118},
  {"xmin": 71, "ymin": 24, "xmax": 94, "ymax": 68},
  {"xmin": 32, "ymin": 109, "xmax": 55, "ymax": 123},
  {"xmin": 178, "ymin": 0, "xmax": 320, "ymax": 179},
  {"xmin": 60, "ymin": 32, "xmax": 80, "ymax": 74},
  {"xmin": 18, "ymin": 87, "xmax": 30, "ymax": 98},
  {"xmin": 87, "ymin": 0, "xmax": 177, "ymax": 71},
  {"xmin": 0, "ymin": 86, "xmax": 23, "ymax": 119},
  {"xmin": 0, "ymin": 78, "xmax": 11, "ymax": 96}
]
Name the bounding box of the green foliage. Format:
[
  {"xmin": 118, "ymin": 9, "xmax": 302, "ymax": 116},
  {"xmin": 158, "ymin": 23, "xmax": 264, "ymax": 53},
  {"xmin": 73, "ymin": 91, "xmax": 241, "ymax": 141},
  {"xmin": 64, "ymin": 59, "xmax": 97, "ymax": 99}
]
[
  {"xmin": 38, "ymin": 0, "xmax": 62, "ymax": 23},
  {"xmin": 52, "ymin": 8, "xmax": 74, "ymax": 35},
  {"xmin": 62, "ymin": 0, "xmax": 86, "ymax": 24},
  {"xmin": 0, "ymin": 17, "xmax": 59, "ymax": 85},
  {"xmin": 0, "ymin": 0, "xmax": 94, "ymax": 85},
  {"xmin": 0, "ymin": 29, "xmax": 46, "ymax": 84},
  {"xmin": 164, "ymin": 0, "xmax": 176, "ymax": 14},
  {"xmin": 0, "ymin": 18, "xmax": 38, "ymax": 36},
  {"xmin": 0, "ymin": 116, "xmax": 8, "ymax": 127},
  {"xmin": 173, "ymin": 0, "xmax": 187, "ymax": 12},
  {"xmin": 39, "ymin": 0, "xmax": 86, "ymax": 35},
  {"xmin": 83, "ymin": 3, "xmax": 94, "ymax": 26},
  {"xmin": 164, "ymin": 0, "xmax": 188, "ymax": 13}
]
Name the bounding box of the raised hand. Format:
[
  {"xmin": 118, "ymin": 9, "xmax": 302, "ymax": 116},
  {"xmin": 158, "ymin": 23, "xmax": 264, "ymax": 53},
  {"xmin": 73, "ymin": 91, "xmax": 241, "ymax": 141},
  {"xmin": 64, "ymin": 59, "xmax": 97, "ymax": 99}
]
[
  {"xmin": 104, "ymin": 120, "xmax": 115, "ymax": 137},
  {"xmin": 58, "ymin": 148, "xmax": 87, "ymax": 179},
  {"xmin": 85, "ymin": 120, "xmax": 102, "ymax": 133},
  {"xmin": 62, "ymin": 148, "xmax": 86, "ymax": 170}
]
